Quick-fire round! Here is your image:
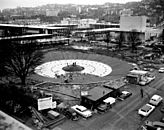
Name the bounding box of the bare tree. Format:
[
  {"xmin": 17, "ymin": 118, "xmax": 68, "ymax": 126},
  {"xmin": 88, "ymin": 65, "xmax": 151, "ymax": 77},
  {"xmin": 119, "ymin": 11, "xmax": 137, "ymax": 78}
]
[
  {"xmin": 116, "ymin": 32, "xmax": 125, "ymax": 51},
  {"xmin": 104, "ymin": 32, "xmax": 111, "ymax": 49},
  {"xmin": 158, "ymin": 29, "xmax": 164, "ymax": 44},
  {"xmin": 67, "ymin": 29, "xmax": 72, "ymax": 45},
  {"xmin": 0, "ymin": 39, "xmax": 43, "ymax": 85},
  {"xmin": 128, "ymin": 29, "xmax": 141, "ymax": 53},
  {"xmin": 87, "ymin": 31, "xmax": 96, "ymax": 43}
]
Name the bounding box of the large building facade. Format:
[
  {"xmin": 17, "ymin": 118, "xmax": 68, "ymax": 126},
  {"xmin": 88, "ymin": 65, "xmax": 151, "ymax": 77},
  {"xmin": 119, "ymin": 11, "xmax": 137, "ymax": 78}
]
[
  {"xmin": 120, "ymin": 16, "xmax": 162, "ymax": 41},
  {"xmin": 120, "ymin": 16, "xmax": 148, "ymax": 32}
]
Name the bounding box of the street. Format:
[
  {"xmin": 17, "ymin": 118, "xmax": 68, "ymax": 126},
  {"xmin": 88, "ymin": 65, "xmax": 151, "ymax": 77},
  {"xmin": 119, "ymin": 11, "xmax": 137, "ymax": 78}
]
[{"xmin": 56, "ymin": 71, "xmax": 164, "ymax": 130}]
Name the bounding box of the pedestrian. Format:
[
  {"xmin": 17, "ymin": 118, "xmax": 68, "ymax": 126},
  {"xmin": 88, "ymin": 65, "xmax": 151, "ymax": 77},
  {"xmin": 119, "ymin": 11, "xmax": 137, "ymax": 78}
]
[{"xmin": 140, "ymin": 88, "xmax": 144, "ymax": 98}]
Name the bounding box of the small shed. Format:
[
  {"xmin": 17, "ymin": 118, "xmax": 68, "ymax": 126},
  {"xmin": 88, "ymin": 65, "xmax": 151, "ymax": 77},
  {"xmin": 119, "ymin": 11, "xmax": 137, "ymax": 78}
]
[{"xmin": 81, "ymin": 87, "xmax": 114, "ymax": 110}]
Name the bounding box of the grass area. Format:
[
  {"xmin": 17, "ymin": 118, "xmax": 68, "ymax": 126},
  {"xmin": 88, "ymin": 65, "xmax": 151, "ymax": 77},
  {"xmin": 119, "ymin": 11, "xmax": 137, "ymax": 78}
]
[{"xmin": 32, "ymin": 49, "xmax": 131, "ymax": 84}]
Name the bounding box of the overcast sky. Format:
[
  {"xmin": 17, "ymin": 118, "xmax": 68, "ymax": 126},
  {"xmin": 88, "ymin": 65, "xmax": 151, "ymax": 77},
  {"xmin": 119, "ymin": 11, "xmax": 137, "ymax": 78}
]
[{"xmin": 0, "ymin": 0, "xmax": 142, "ymax": 10}]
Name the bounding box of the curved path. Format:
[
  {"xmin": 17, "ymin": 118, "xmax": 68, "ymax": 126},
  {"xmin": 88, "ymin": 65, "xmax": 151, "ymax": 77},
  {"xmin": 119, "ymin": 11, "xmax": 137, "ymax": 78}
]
[
  {"xmin": 34, "ymin": 50, "xmax": 132, "ymax": 84},
  {"xmin": 35, "ymin": 59, "xmax": 112, "ymax": 78}
]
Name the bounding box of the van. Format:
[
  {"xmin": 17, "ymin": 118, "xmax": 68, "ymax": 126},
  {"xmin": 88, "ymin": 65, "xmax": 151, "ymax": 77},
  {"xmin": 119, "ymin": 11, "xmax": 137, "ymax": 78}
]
[
  {"xmin": 97, "ymin": 97, "xmax": 116, "ymax": 112},
  {"xmin": 103, "ymin": 97, "xmax": 116, "ymax": 106}
]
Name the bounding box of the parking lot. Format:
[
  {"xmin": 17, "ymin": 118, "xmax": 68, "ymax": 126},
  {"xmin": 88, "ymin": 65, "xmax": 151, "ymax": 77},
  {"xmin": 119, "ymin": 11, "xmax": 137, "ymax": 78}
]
[
  {"xmin": 29, "ymin": 45, "xmax": 164, "ymax": 130},
  {"xmin": 52, "ymin": 71, "xmax": 164, "ymax": 130}
]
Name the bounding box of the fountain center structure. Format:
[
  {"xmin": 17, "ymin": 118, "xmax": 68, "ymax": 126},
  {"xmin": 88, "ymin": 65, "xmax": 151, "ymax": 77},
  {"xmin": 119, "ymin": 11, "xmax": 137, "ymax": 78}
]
[{"xmin": 62, "ymin": 62, "xmax": 84, "ymax": 72}]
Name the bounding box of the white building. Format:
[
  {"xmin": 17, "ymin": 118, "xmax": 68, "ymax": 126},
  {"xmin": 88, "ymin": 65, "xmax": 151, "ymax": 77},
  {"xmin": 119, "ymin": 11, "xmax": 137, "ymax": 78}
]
[
  {"xmin": 78, "ymin": 6, "xmax": 82, "ymax": 13},
  {"xmin": 120, "ymin": 9, "xmax": 133, "ymax": 16},
  {"xmin": 8, "ymin": 18, "xmax": 41, "ymax": 25},
  {"xmin": 46, "ymin": 9, "xmax": 60, "ymax": 16},
  {"xmin": 145, "ymin": 27, "xmax": 162, "ymax": 40},
  {"xmin": 119, "ymin": 15, "xmax": 162, "ymax": 41},
  {"xmin": 61, "ymin": 18, "xmax": 79, "ymax": 25},
  {"xmin": 78, "ymin": 19, "xmax": 97, "ymax": 28},
  {"xmin": 61, "ymin": 18, "xmax": 97, "ymax": 28}
]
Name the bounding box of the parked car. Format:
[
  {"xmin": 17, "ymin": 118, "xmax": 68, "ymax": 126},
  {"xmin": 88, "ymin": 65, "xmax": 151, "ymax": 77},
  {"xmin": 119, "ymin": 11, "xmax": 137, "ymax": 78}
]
[
  {"xmin": 97, "ymin": 103, "xmax": 108, "ymax": 112},
  {"xmin": 161, "ymin": 104, "xmax": 164, "ymax": 113},
  {"xmin": 149, "ymin": 95, "xmax": 163, "ymax": 106},
  {"xmin": 138, "ymin": 104, "xmax": 155, "ymax": 117},
  {"xmin": 139, "ymin": 79, "xmax": 149, "ymax": 86},
  {"xmin": 103, "ymin": 97, "xmax": 116, "ymax": 105},
  {"xmin": 143, "ymin": 67, "xmax": 154, "ymax": 72},
  {"xmin": 159, "ymin": 68, "xmax": 164, "ymax": 73},
  {"xmin": 139, "ymin": 75, "xmax": 155, "ymax": 86},
  {"xmin": 117, "ymin": 91, "xmax": 132, "ymax": 101},
  {"xmin": 161, "ymin": 117, "xmax": 164, "ymax": 123},
  {"xmin": 64, "ymin": 108, "xmax": 79, "ymax": 121},
  {"xmin": 97, "ymin": 97, "xmax": 116, "ymax": 112},
  {"xmin": 147, "ymin": 75, "xmax": 155, "ymax": 82},
  {"xmin": 71, "ymin": 105, "xmax": 92, "ymax": 118},
  {"xmin": 145, "ymin": 120, "xmax": 164, "ymax": 129}
]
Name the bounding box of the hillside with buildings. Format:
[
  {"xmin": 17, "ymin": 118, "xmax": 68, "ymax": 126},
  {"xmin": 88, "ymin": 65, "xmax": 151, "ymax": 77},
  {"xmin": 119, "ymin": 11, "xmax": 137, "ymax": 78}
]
[{"xmin": 0, "ymin": 0, "xmax": 163, "ymax": 26}]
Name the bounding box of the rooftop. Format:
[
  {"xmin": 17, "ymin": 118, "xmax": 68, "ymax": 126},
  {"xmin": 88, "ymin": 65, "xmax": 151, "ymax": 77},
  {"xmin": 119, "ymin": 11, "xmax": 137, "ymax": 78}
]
[
  {"xmin": 0, "ymin": 24, "xmax": 67, "ymax": 30},
  {"xmin": 103, "ymin": 78, "xmax": 126, "ymax": 90},
  {"xmin": 0, "ymin": 34, "xmax": 53, "ymax": 40},
  {"xmin": 130, "ymin": 70, "xmax": 148, "ymax": 75},
  {"xmin": 151, "ymin": 95, "xmax": 161, "ymax": 100},
  {"xmin": 83, "ymin": 87, "xmax": 113, "ymax": 101},
  {"xmin": 75, "ymin": 27, "xmax": 145, "ymax": 34}
]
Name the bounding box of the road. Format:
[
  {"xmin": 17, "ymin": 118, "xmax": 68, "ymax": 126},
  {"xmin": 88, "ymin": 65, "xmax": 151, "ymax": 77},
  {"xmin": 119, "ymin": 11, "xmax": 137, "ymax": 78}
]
[{"xmin": 57, "ymin": 72, "xmax": 164, "ymax": 130}]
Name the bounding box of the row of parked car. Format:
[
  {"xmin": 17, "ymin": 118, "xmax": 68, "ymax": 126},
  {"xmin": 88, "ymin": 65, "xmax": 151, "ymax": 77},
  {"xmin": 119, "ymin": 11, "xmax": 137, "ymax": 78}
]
[
  {"xmin": 144, "ymin": 120, "xmax": 164, "ymax": 130},
  {"xmin": 44, "ymin": 89, "xmax": 133, "ymax": 123},
  {"xmin": 138, "ymin": 94, "xmax": 163, "ymax": 117},
  {"xmin": 96, "ymin": 90, "xmax": 132, "ymax": 113},
  {"xmin": 69, "ymin": 90, "xmax": 133, "ymax": 119},
  {"xmin": 137, "ymin": 94, "xmax": 164, "ymax": 130},
  {"xmin": 142, "ymin": 102, "xmax": 164, "ymax": 130}
]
